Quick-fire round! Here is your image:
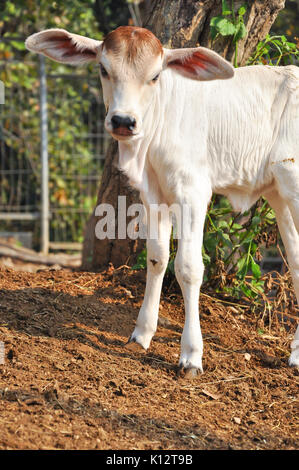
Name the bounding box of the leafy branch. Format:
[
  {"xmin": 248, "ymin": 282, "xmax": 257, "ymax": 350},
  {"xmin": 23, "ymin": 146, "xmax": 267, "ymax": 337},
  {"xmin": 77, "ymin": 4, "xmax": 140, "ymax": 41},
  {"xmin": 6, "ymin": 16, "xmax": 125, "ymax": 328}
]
[
  {"xmin": 247, "ymin": 34, "xmax": 299, "ymax": 66},
  {"xmin": 210, "ymin": 0, "xmax": 247, "ymax": 67}
]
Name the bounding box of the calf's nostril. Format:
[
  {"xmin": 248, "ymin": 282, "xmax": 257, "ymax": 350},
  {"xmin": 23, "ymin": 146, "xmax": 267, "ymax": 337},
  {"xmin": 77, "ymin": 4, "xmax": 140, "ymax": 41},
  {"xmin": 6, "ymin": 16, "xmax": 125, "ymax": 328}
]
[
  {"xmin": 128, "ymin": 118, "xmax": 136, "ymax": 130},
  {"xmin": 111, "ymin": 115, "xmax": 136, "ymax": 130},
  {"xmin": 111, "ymin": 115, "xmax": 122, "ymax": 129}
]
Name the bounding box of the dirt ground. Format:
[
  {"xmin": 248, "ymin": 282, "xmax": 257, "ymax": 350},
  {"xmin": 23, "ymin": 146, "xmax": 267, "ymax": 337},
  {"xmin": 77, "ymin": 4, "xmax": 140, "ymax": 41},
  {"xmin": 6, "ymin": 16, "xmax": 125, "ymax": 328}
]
[{"xmin": 0, "ymin": 262, "xmax": 298, "ymax": 450}]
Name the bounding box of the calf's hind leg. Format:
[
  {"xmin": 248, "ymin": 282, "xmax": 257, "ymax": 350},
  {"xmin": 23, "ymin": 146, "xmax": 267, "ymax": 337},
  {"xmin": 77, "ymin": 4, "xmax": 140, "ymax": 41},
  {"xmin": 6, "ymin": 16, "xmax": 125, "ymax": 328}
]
[{"xmin": 266, "ymin": 189, "xmax": 299, "ymax": 367}]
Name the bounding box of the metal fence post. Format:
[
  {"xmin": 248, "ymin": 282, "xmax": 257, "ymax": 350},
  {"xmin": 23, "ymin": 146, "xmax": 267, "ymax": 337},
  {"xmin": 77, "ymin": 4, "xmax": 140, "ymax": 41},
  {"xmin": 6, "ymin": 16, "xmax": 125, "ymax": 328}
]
[{"xmin": 39, "ymin": 54, "xmax": 49, "ymax": 254}]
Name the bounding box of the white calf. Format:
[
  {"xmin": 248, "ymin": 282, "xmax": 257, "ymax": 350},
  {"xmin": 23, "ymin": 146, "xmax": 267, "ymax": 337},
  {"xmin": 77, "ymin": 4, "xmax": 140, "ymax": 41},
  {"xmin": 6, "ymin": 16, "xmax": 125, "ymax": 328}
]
[{"xmin": 26, "ymin": 26, "xmax": 299, "ymax": 375}]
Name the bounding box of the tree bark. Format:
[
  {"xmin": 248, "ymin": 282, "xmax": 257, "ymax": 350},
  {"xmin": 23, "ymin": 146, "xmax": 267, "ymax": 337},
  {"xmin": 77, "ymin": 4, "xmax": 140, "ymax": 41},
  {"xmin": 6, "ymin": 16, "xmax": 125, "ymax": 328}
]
[
  {"xmin": 83, "ymin": 0, "xmax": 285, "ymax": 271},
  {"xmin": 81, "ymin": 139, "xmax": 141, "ymax": 270}
]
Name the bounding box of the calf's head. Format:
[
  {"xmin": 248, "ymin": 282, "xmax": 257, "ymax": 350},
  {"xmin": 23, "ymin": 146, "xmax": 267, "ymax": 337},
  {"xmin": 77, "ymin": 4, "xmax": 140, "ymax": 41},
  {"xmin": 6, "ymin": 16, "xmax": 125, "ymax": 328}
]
[{"xmin": 26, "ymin": 26, "xmax": 234, "ymax": 141}]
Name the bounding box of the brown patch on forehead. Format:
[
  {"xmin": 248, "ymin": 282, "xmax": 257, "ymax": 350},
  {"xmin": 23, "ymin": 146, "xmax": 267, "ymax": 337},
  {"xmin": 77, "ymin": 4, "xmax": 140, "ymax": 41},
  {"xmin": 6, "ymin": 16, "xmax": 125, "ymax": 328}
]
[{"xmin": 103, "ymin": 26, "xmax": 163, "ymax": 63}]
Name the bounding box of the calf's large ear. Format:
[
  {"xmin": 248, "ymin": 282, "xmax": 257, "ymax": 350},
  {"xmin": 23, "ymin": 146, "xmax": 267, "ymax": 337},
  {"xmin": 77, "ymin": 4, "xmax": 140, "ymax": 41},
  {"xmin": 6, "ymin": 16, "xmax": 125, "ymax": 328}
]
[
  {"xmin": 25, "ymin": 29, "xmax": 102, "ymax": 65},
  {"xmin": 163, "ymin": 47, "xmax": 234, "ymax": 81}
]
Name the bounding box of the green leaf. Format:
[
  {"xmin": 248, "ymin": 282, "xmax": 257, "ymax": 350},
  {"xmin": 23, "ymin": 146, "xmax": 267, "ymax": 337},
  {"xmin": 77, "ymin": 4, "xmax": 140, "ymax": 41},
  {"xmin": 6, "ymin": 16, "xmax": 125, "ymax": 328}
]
[
  {"xmin": 238, "ymin": 5, "xmax": 246, "ymax": 16},
  {"xmin": 236, "ymin": 255, "xmax": 248, "ymax": 279},
  {"xmin": 210, "ymin": 16, "xmax": 236, "ymax": 39},
  {"xmin": 217, "ymin": 220, "xmax": 229, "ymax": 230},
  {"xmin": 11, "ymin": 41, "xmax": 26, "ymax": 51},
  {"xmin": 202, "ymin": 251, "xmax": 211, "ymax": 266},
  {"xmin": 250, "ymin": 242, "xmax": 258, "ymax": 257},
  {"xmin": 240, "ymin": 283, "xmax": 255, "ymax": 298},
  {"xmin": 6, "ymin": 1, "xmax": 16, "ymax": 14},
  {"xmin": 221, "ymin": 0, "xmax": 232, "ymax": 15},
  {"xmin": 251, "ymin": 216, "xmax": 261, "ymax": 227},
  {"xmin": 232, "ymin": 223, "xmax": 243, "ymax": 230},
  {"xmin": 204, "ymin": 233, "xmax": 218, "ymax": 252},
  {"xmin": 251, "ymin": 279, "xmax": 264, "ymax": 292},
  {"xmin": 210, "ymin": 15, "xmax": 223, "ymax": 40},
  {"xmin": 251, "ymin": 258, "xmax": 261, "ymax": 280},
  {"xmin": 234, "ymin": 22, "xmax": 247, "ymax": 42},
  {"xmin": 132, "ymin": 250, "xmax": 147, "ymax": 270},
  {"xmin": 219, "ymin": 231, "xmax": 233, "ymax": 248},
  {"xmin": 215, "ymin": 17, "xmax": 237, "ymax": 36}
]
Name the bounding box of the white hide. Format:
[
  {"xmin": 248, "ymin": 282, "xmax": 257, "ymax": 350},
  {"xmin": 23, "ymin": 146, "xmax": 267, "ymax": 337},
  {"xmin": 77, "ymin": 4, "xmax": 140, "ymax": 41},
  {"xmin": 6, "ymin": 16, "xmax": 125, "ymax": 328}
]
[{"xmin": 26, "ymin": 28, "xmax": 299, "ymax": 372}]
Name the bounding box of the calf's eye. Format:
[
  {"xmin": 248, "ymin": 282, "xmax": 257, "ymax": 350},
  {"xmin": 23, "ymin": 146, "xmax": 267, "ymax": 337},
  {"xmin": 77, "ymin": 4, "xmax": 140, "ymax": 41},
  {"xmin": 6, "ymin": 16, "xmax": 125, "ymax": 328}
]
[
  {"xmin": 152, "ymin": 73, "xmax": 160, "ymax": 83},
  {"xmin": 100, "ymin": 64, "xmax": 109, "ymax": 79}
]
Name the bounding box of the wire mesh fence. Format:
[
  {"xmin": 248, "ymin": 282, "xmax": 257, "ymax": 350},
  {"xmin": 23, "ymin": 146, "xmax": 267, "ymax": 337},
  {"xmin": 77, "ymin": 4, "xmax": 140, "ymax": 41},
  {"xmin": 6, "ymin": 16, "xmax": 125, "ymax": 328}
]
[{"xmin": 0, "ymin": 39, "xmax": 108, "ymax": 252}]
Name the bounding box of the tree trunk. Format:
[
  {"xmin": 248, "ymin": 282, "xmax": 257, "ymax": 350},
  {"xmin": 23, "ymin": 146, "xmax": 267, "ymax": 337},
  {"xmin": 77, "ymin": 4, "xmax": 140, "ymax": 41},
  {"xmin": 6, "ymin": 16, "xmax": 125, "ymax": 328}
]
[
  {"xmin": 81, "ymin": 139, "xmax": 141, "ymax": 270},
  {"xmin": 82, "ymin": 0, "xmax": 285, "ymax": 271}
]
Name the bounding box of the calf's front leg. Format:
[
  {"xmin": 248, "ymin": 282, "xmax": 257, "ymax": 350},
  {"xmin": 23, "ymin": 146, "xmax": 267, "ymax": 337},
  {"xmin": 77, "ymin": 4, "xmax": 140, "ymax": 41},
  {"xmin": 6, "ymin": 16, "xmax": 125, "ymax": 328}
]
[
  {"xmin": 126, "ymin": 208, "xmax": 172, "ymax": 351},
  {"xmin": 175, "ymin": 192, "xmax": 211, "ymax": 377}
]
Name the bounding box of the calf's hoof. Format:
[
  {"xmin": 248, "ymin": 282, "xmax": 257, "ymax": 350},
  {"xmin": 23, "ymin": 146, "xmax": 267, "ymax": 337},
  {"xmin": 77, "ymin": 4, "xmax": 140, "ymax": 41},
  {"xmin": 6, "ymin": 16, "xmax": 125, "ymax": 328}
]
[
  {"xmin": 124, "ymin": 337, "xmax": 146, "ymax": 353},
  {"xmin": 177, "ymin": 365, "xmax": 203, "ymax": 379},
  {"xmin": 289, "ymin": 356, "xmax": 299, "ymax": 370},
  {"xmin": 289, "ymin": 344, "xmax": 299, "ymax": 368}
]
